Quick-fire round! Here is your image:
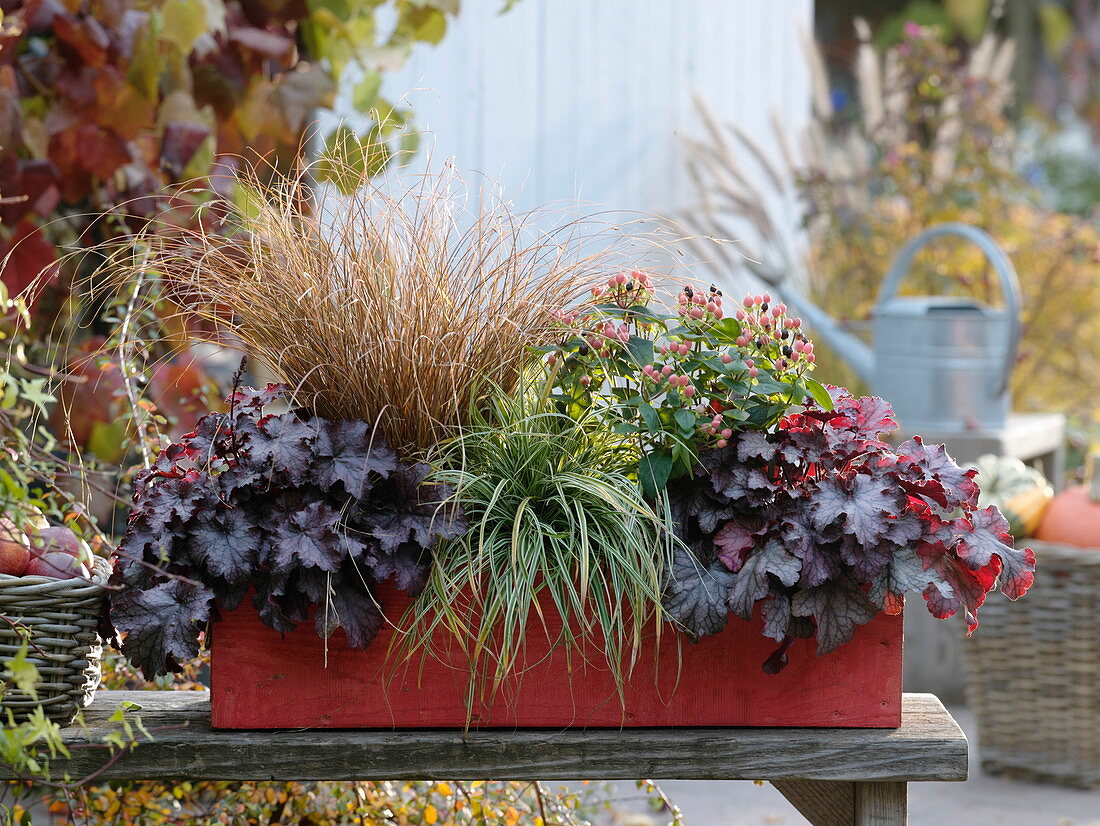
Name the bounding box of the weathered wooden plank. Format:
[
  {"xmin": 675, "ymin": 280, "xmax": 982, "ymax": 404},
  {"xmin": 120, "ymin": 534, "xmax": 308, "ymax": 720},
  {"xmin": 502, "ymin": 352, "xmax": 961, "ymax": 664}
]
[
  {"xmin": 0, "ymin": 692, "xmax": 966, "ymax": 783},
  {"xmin": 854, "ymin": 782, "xmax": 907, "ymax": 825},
  {"xmin": 772, "ymin": 779, "xmax": 854, "ymax": 826}
]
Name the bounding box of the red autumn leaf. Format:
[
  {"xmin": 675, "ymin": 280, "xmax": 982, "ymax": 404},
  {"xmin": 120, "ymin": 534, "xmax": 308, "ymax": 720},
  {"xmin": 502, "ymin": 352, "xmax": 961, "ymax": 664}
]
[
  {"xmin": 0, "ymin": 219, "xmax": 60, "ymax": 299},
  {"xmin": 53, "ymin": 14, "xmax": 110, "ymax": 67},
  {"xmin": 160, "ymin": 122, "xmax": 211, "ymax": 177}
]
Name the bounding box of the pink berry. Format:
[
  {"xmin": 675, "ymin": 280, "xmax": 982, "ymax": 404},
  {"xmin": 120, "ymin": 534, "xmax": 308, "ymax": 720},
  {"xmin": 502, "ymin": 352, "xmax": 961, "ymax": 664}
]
[
  {"xmin": 614, "ymin": 272, "xmax": 627, "ymax": 285},
  {"xmin": 692, "ymin": 293, "xmax": 706, "ymax": 305},
  {"xmin": 742, "ymin": 295, "xmax": 754, "ymax": 308},
  {"xmin": 778, "ymin": 303, "xmax": 787, "ymax": 313},
  {"xmin": 683, "ymin": 385, "xmax": 696, "ymax": 398},
  {"xmin": 547, "ymin": 355, "xmax": 557, "ymax": 366},
  {"xmin": 745, "ymin": 358, "xmax": 755, "ymax": 368},
  {"xmin": 659, "ymin": 344, "xmax": 668, "ymax": 355},
  {"xmin": 736, "ymin": 335, "xmax": 748, "ymax": 347},
  {"xmin": 716, "ymin": 439, "xmax": 728, "ymax": 449},
  {"xmin": 807, "ymin": 354, "xmax": 816, "ymax": 364},
  {"xmin": 580, "ymin": 376, "xmax": 591, "ymax": 387},
  {"xmin": 707, "ymin": 301, "xmax": 719, "ymax": 314},
  {"xmin": 794, "ymin": 339, "xmax": 805, "ymax": 352},
  {"xmin": 762, "ymin": 292, "xmax": 771, "ymax": 303},
  {"xmin": 771, "ymin": 306, "xmax": 782, "ymax": 317},
  {"xmin": 713, "ymin": 307, "xmax": 724, "ymax": 319},
  {"xmin": 690, "ymin": 307, "xmax": 704, "ymax": 319},
  {"xmin": 720, "ymin": 353, "xmax": 733, "ymax": 364},
  {"xmin": 736, "ymin": 309, "xmax": 746, "ymax": 321},
  {"xmin": 784, "ymin": 318, "xmax": 795, "ymax": 329},
  {"xmin": 721, "ymin": 428, "xmax": 733, "ymax": 439},
  {"xmin": 804, "ymin": 343, "xmax": 814, "ymax": 354},
  {"xmin": 749, "ymin": 367, "xmax": 759, "ymax": 378},
  {"xmin": 677, "ymin": 293, "xmax": 688, "ymax": 305},
  {"xmin": 712, "ymin": 415, "xmax": 723, "ymax": 426},
  {"xmin": 662, "ymin": 364, "xmax": 673, "ymax": 376}
]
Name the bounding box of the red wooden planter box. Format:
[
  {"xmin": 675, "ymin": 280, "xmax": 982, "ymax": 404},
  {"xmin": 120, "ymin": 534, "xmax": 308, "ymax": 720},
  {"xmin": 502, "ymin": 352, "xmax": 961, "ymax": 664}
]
[{"xmin": 210, "ymin": 586, "xmax": 902, "ymax": 730}]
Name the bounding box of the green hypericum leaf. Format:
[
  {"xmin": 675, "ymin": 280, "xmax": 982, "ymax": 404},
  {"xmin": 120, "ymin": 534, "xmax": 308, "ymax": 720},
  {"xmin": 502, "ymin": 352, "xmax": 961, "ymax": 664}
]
[
  {"xmin": 673, "ymin": 408, "xmax": 696, "ymax": 434},
  {"xmin": 638, "ymin": 401, "xmax": 661, "ymax": 434},
  {"xmin": 624, "ymin": 335, "xmax": 655, "ymax": 367},
  {"xmin": 804, "ymin": 377, "xmax": 835, "ymax": 411},
  {"xmin": 639, "ymin": 452, "xmax": 673, "ymax": 498}
]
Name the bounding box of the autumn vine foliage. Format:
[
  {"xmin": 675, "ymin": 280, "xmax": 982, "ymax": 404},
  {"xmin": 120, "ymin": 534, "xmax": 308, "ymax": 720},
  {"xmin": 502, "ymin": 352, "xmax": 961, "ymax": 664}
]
[{"xmin": 0, "ymin": 0, "xmax": 458, "ymax": 307}]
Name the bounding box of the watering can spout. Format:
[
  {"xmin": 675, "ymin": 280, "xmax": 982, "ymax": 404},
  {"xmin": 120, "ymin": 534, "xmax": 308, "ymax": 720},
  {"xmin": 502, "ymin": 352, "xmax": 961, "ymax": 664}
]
[{"xmin": 777, "ymin": 291, "xmax": 875, "ymax": 386}]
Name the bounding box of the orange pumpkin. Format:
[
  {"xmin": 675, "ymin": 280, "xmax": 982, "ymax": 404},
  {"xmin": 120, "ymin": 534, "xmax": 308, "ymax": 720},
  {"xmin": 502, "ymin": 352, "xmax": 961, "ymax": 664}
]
[{"xmin": 1035, "ymin": 457, "xmax": 1100, "ymax": 549}]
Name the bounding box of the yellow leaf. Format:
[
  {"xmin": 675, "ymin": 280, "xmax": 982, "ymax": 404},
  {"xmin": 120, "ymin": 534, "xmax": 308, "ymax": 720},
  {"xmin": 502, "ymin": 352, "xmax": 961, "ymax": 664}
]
[
  {"xmin": 435, "ymin": 782, "xmax": 452, "ymax": 796},
  {"xmin": 505, "ymin": 806, "xmax": 520, "ymax": 826},
  {"xmin": 424, "ymin": 804, "xmax": 438, "ymax": 824}
]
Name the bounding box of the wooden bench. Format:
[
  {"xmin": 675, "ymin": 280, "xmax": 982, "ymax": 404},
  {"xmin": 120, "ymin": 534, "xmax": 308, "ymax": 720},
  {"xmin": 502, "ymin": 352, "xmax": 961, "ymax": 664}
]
[{"xmin": 1, "ymin": 691, "xmax": 967, "ymax": 825}]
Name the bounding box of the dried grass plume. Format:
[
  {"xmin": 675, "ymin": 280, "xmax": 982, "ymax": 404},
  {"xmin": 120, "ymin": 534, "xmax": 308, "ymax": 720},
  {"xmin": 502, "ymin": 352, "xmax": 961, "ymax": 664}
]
[{"xmin": 103, "ymin": 160, "xmax": 623, "ymax": 455}]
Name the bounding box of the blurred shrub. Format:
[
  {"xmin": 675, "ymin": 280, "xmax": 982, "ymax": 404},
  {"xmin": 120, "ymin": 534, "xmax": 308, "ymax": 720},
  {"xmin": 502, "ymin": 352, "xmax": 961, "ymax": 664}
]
[{"xmin": 686, "ymin": 21, "xmax": 1100, "ymax": 425}]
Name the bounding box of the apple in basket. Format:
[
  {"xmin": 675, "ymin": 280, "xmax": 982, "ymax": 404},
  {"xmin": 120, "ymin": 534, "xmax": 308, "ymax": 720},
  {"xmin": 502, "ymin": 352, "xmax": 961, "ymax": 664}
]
[
  {"xmin": 26, "ymin": 525, "xmax": 91, "ymax": 580},
  {"xmin": 0, "ymin": 517, "xmax": 30, "ymax": 576}
]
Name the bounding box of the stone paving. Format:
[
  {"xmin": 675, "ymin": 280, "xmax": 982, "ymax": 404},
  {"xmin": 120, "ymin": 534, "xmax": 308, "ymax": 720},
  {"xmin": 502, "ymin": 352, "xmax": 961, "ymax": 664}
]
[{"xmin": 604, "ymin": 707, "xmax": 1100, "ymax": 825}]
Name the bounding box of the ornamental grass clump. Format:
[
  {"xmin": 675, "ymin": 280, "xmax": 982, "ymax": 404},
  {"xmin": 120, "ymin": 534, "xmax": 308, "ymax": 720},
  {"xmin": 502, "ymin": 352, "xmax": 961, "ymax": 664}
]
[
  {"xmin": 104, "ymin": 161, "xmax": 613, "ymax": 455},
  {"xmin": 405, "ymin": 387, "xmax": 675, "ymax": 704}
]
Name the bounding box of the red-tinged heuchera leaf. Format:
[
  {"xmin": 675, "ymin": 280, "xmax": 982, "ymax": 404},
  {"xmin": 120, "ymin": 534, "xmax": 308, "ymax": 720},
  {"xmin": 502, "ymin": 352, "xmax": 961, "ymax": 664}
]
[
  {"xmin": 664, "ymin": 389, "xmax": 1035, "ymax": 670},
  {"xmin": 110, "ymin": 384, "xmax": 467, "ymax": 678}
]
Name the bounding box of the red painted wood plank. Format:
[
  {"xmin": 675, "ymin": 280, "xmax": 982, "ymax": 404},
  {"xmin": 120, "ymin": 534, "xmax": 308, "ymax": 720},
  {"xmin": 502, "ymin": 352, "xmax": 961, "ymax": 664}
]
[{"xmin": 210, "ymin": 587, "xmax": 902, "ymax": 730}]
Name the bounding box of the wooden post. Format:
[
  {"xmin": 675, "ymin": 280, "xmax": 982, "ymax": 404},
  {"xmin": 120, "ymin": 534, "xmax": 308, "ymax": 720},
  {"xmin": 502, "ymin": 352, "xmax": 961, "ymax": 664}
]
[{"xmin": 854, "ymin": 782, "xmax": 907, "ymax": 826}]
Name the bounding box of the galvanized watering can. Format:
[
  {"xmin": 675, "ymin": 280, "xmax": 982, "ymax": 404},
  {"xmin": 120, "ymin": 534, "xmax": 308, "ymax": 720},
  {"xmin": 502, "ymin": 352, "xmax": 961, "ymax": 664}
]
[{"xmin": 785, "ymin": 223, "xmax": 1022, "ymax": 433}]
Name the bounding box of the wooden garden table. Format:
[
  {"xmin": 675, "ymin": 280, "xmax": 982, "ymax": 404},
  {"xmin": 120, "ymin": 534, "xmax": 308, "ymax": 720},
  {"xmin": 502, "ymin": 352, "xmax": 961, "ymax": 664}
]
[{"xmin": 1, "ymin": 691, "xmax": 967, "ymax": 825}]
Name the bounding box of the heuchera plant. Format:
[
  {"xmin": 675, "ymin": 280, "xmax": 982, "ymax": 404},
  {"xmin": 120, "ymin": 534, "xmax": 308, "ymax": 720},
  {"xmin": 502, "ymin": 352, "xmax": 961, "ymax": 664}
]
[
  {"xmin": 663, "ymin": 389, "xmax": 1036, "ymax": 672},
  {"xmin": 110, "ymin": 384, "xmax": 465, "ymax": 677},
  {"xmin": 548, "ymin": 275, "xmax": 832, "ymax": 495}
]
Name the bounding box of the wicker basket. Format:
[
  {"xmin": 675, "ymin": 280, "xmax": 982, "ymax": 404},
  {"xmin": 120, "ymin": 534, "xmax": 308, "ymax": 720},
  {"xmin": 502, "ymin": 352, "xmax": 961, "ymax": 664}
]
[
  {"xmin": 0, "ymin": 573, "xmax": 107, "ymax": 726},
  {"xmin": 964, "ymin": 540, "xmax": 1100, "ymax": 788}
]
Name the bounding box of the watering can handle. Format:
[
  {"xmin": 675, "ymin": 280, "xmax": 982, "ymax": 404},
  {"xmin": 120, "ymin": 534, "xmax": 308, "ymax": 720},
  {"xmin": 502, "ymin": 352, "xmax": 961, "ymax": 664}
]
[{"xmin": 876, "ymin": 222, "xmax": 1022, "ymax": 395}]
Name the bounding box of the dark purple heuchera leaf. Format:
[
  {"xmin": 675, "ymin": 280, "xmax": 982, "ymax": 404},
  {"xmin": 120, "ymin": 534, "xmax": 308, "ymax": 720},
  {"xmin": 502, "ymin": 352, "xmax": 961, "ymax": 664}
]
[
  {"xmin": 110, "ymin": 579, "xmax": 214, "ymax": 676},
  {"xmin": 186, "ymin": 507, "xmax": 262, "ymax": 584},
  {"xmin": 110, "ymin": 384, "xmax": 468, "ymax": 678},
  {"xmin": 265, "ymin": 498, "xmax": 347, "ymax": 572},
  {"xmin": 312, "ymin": 418, "xmax": 399, "ymax": 497},
  {"xmin": 301, "ymin": 567, "xmax": 384, "ymax": 649},
  {"xmin": 663, "ymin": 547, "xmax": 738, "ymax": 641},
  {"xmin": 811, "ymin": 473, "xmax": 900, "ymax": 546},
  {"xmin": 246, "ymin": 414, "xmax": 318, "ymax": 481},
  {"xmin": 760, "ymin": 589, "xmax": 792, "ymax": 642},
  {"xmin": 791, "ymin": 573, "xmax": 879, "ymax": 655},
  {"xmin": 665, "ymin": 388, "xmax": 1035, "ymax": 670},
  {"xmin": 727, "ymin": 540, "xmax": 801, "ymax": 620}
]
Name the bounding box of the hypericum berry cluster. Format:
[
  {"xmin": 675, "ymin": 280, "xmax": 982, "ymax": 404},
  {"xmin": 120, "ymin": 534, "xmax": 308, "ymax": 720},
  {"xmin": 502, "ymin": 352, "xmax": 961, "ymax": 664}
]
[
  {"xmin": 640, "ymin": 361, "xmax": 697, "ymax": 398},
  {"xmin": 591, "ymin": 269, "xmax": 654, "ymax": 309},
  {"xmin": 676, "ymin": 284, "xmax": 725, "ymax": 324},
  {"xmin": 732, "ymin": 293, "xmax": 815, "ymax": 372}
]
